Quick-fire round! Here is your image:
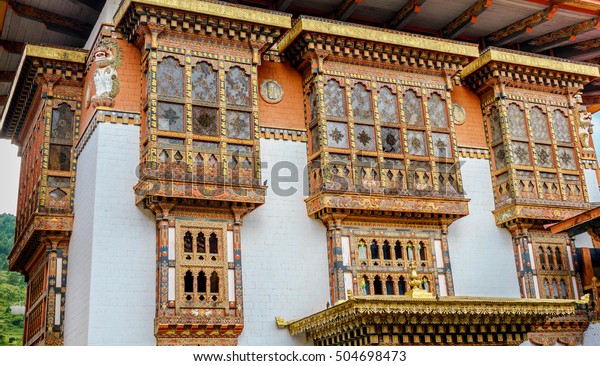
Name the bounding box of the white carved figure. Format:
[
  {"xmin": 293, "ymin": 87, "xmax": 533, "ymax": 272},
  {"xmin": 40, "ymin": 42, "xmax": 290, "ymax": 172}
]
[
  {"xmin": 91, "ymin": 39, "xmax": 122, "ymax": 107},
  {"xmin": 578, "ymin": 107, "xmax": 594, "ymax": 152}
]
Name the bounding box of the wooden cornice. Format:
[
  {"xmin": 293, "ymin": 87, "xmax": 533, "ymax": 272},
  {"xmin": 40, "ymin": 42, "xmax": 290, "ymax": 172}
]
[
  {"xmin": 334, "ymin": 0, "xmax": 362, "ymax": 21},
  {"xmin": 441, "ymin": 0, "xmax": 493, "ymax": 40},
  {"xmin": 486, "ymin": 5, "xmax": 559, "ymax": 47},
  {"xmin": 8, "ymin": 0, "xmax": 94, "ymax": 39},
  {"xmin": 526, "ymin": 17, "xmax": 600, "ymax": 53},
  {"xmin": 388, "ymin": 0, "xmax": 427, "ymax": 31}
]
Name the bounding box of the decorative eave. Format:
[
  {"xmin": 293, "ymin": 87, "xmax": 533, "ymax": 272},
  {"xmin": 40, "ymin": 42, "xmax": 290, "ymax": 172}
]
[
  {"xmin": 493, "ymin": 202, "xmax": 589, "ymax": 228},
  {"xmin": 547, "ymin": 205, "xmax": 600, "ymax": 236},
  {"xmin": 277, "ymin": 16, "xmax": 478, "ymax": 71},
  {"xmin": 113, "ymin": 0, "xmax": 292, "ymax": 44},
  {"xmin": 305, "ymin": 192, "xmax": 469, "ymax": 223},
  {"xmin": 8, "ymin": 215, "xmax": 73, "ymax": 273},
  {"xmin": 278, "ymin": 295, "xmax": 587, "ymax": 345},
  {"xmin": 0, "ymin": 44, "xmax": 87, "ymax": 141},
  {"xmin": 462, "ymin": 47, "xmax": 599, "ymax": 94}
]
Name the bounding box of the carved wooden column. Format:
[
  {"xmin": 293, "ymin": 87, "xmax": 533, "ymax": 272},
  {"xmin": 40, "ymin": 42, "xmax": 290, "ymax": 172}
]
[
  {"xmin": 323, "ymin": 214, "xmax": 347, "ymax": 303},
  {"xmin": 43, "ymin": 235, "xmax": 69, "ymax": 346}
]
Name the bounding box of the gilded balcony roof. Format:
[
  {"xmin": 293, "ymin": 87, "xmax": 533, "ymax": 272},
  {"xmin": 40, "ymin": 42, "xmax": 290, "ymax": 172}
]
[{"xmin": 277, "ymin": 15, "xmax": 480, "ymax": 59}]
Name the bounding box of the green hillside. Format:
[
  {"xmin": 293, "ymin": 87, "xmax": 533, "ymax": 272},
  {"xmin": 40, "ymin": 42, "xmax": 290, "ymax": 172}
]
[{"xmin": 0, "ymin": 213, "xmax": 26, "ymax": 346}]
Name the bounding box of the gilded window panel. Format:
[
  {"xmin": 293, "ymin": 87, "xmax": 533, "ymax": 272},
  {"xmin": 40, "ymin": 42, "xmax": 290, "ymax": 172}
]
[
  {"xmin": 489, "ymin": 107, "xmax": 503, "ymax": 144},
  {"xmin": 403, "ymin": 90, "xmax": 424, "ymax": 126},
  {"xmin": 354, "ymin": 124, "xmax": 376, "ymax": 151},
  {"xmin": 557, "ymin": 147, "xmax": 576, "ymax": 170},
  {"xmin": 51, "ymin": 104, "xmax": 74, "ymax": 140},
  {"xmin": 427, "ymin": 93, "xmax": 448, "ymax": 129},
  {"xmin": 326, "ymin": 121, "xmax": 349, "ymax": 149},
  {"xmin": 507, "ymin": 104, "xmax": 527, "ymax": 139},
  {"xmin": 381, "ymin": 127, "xmax": 402, "ymax": 153},
  {"xmin": 535, "ymin": 144, "xmax": 554, "ymax": 168},
  {"xmin": 493, "ymin": 144, "xmax": 507, "ymax": 170},
  {"xmin": 407, "ymin": 130, "xmax": 427, "ymax": 156},
  {"xmin": 157, "ymin": 102, "xmax": 184, "ymax": 132},
  {"xmin": 225, "ymin": 66, "xmax": 250, "ymax": 107},
  {"xmin": 157, "ymin": 57, "xmax": 184, "ymax": 98},
  {"xmin": 529, "ymin": 107, "xmax": 550, "ymax": 142},
  {"xmin": 226, "ymin": 111, "xmax": 252, "ymax": 139},
  {"xmin": 511, "ymin": 141, "xmax": 531, "ymax": 166},
  {"xmin": 432, "ymin": 133, "xmax": 452, "ymax": 158},
  {"xmin": 192, "ymin": 106, "xmax": 219, "ymax": 136},
  {"xmin": 351, "ymin": 83, "xmax": 373, "ymax": 122},
  {"xmin": 378, "ymin": 86, "xmax": 398, "ymax": 124},
  {"xmin": 192, "ymin": 61, "xmax": 218, "ymax": 103},
  {"xmin": 551, "ymin": 109, "xmax": 571, "ymax": 144},
  {"xmin": 324, "ymin": 79, "xmax": 346, "ymax": 118}
]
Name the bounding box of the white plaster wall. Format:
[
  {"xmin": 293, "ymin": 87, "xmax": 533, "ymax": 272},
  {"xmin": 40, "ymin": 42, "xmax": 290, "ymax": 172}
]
[
  {"xmin": 583, "ymin": 323, "xmax": 600, "ymax": 345},
  {"xmin": 239, "ymin": 139, "xmax": 329, "ymax": 346},
  {"xmin": 64, "ymin": 123, "xmax": 156, "ymax": 345},
  {"xmin": 575, "ymin": 232, "xmax": 594, "ymax": 249},
  {"xmin": 584, "ymin": 169, "xmax": 600, "ymax": 203},
  {"xmin": 64, "ymin": 125, "xmax": 99, "ymax": 345},
  {"xmin": 447, "ymin": 158, "xmax": 521, "ymax": 297}
]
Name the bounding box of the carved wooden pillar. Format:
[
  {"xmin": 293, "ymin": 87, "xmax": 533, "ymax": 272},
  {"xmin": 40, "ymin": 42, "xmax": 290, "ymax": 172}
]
[
  {"xmin": 43, "ymin": 235, "xmax": 69, "ymax": 346},
  {"xmin": 507, "ymin": 221, "xmax": 537, "ymax": 298},
  {"xmin": 323, "ymin": 214, "xmax": 347, "ymax": 303},
  {"xmin": 153, "ymin": 203, "xmax": 175, "ymax": 316}
]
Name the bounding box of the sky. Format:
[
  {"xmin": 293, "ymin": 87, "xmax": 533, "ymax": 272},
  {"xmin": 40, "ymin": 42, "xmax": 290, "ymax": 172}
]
[{"xmin": 0, "ymin": 113, "xmax": 600, "ymax": 215}]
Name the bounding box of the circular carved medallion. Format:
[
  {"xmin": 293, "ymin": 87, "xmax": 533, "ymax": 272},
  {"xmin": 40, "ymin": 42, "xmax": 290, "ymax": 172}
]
[
  {"xmin": 260, "ymin": 79, "xmax": 284, "ymax": 104},
  {"xmin": 452, "ymin": 103, "xmax": 466, "ymax": 125}
]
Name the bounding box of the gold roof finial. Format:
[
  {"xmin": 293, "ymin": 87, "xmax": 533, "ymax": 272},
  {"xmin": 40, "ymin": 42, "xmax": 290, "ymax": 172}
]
[{"xmin": 406, "ymin": 260, "xmax": 434, "ymax": 299}]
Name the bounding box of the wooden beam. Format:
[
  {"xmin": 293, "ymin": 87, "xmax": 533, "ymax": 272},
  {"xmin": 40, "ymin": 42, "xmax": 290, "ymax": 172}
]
[
  {"xmin": 553, "ymin": 37, "xmax": 600, "ymax": 60},
  {"xmin": 8, "ymin": 0, "xmax": 93, "ymax": 40},
  {"xmin": 526, "ymin": 17, "xmax": 600, "ymax": 53},
  {"xmin": 274, "ymin": 0, "xmax": 294, "ymax": 12},
  {"xmin": 441, "ymin": 0, "xmax": 493, "ymax": 39},
  {"xmin": 486, "ymin": 5, "xmax": 558, "ymax": 47},
  {"xmin": 0, "ymin": 71, "xmax": 15, "ymax": 82},
  {"xmin": 0, "ymin": 40, "xmax": 25, "ymax": 54},
  {"xmin": 388, "ymin": 0, "xmax": 427, "ymax": 30},
  {"xmin": 0, "ymin": 95, "xmax": 7, "ymax": 106},
  {"xmin": 64, "ymin": 0, "xmax": 104, "ymax": 13},
  {"xmin": 334, "ymin": 0, "xmax": 362, "ymax": 21}
]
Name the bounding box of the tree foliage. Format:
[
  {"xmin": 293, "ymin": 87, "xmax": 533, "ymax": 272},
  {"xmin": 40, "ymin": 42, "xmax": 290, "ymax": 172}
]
[{"xmin": 0, "ymin": 213, "xmax": 25, "ymax": 346}]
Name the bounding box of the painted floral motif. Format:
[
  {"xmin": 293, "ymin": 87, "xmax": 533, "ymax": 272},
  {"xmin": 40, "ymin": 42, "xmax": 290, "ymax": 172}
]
[
  {"xmin": 157, "ymin": 57, "xmax": 184, "ymax": 97},
  {"xmin": 192, "ymin": 106, "xmax": 218, "ymax": 136},
  {"xmin": 558, "ymin": 147, "xmax": 576, "ymax": 170},
  {"xmin": 378, "ymin": 87, "xmax": 398, "ymax": 124},
  {"xmin": 324, "ymin": 80, "xmax": 346, "ymax": 118},
  {"xmin": 508, "ymin": 104, "xmax": 527, "ymax": 139},
  {"xmin": 552, "ymin": 110, "xmax": 571, "ymax": 143},
  {"xmin": 530, "ymin": 107, "xmax": 550, "ymax": 141},
  {"xmin": 512, "ymin": 141, "xmax": 531, "ymax": 166},
  {"xmin": 352, "ymin": 83, "xmax": 373, "ymax": 121},
  {"xmin": 382, "ymin": 128, "xmax": 401, "ymax": 153},
  {"xmin": 428, "ymin": 93, "xmax": 448, "ymax": 129},
  {"xmin": 432, "ymin": 133, "xmax": 451, "ymax": 158},
  {"xmin": 226, "ymin": 111, "xmax": 251, "ymax": 139},
  {"xmin": 158, "ymin": 102, "xmax": 184, "ymax": 132},
  {"xmin": 407, "ymin": 130, "xmax": 426, "ymax": 156},
  {"xmin": 403, "ymin": 90, "xmax": 424, "ymax": 126},
  {"xmin": 489, "ymin": 107, "xmax": 502, "ymax": 143},
  {"xmin": 192, "ymin": 62, "xmax": 217, "ymax": 102},
  {"xmin": 354, "ymin": 124, "xmax": 375, "ymax": 150},
  {"xmin": 326, "ymin": 121, "xmax": 348, "ymax": 148},
  {"xmin": 536, "ymin": 144, "xmax": 554, "ymax": 168},
  {"xmin": 226, "ymin": 67, "xmax": 250, "ymax": 106}
]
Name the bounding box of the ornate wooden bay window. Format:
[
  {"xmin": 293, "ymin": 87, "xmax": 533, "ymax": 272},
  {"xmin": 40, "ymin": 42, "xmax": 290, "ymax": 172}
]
[
  {"xmin": 463, "ymin": 47, "xmax": 599, "ymax": 299},
  {"xmin": 1, "ymin": 45, "xmax": 86, "ymax": 345},
  {"xmin": 114, "ymin": 0, "xmax": 291, "ymax": 345}
]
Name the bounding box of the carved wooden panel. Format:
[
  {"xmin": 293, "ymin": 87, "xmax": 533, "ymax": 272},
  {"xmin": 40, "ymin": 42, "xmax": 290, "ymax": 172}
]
[
  {"xmin": 381, "ymin": 127, "xmax": 402, "ymax": 153},
  {"xmin": 51, "ymin": 104, "xmax": 73, "ymax": 140},
  {"xmin": 157, "ymin": 102, "xmax": 184, "ymax": 132},
  {"xmin": 535, "ymin": 144, "xmax": 554, "ymax": 168},
  {"xmin": 326, "ymin": 121, "xmax": 349, "ymax": 148},
  {"xmin": 309, "ymin": 85, "xmax": 318, "ymax": 122},
  {"xmin": 352, "ymin": 83, "xmax": 372, "ymax": 121},
  {"xmin": 407, "ymin": 130, "xmax": 427, "ymax": 156},
  {"xmin": 192, "ymin": 106, "xmax": 218, "ymax": 136},
  {"xmin": 403, "ymin": 90, "xmax": 424, "ymax": 126},
  {"xmin": 354, "ymin": 124, "xmax": 376, "ymax": 151},
  {"xmin": 428, "ymin": 93, "xmax": 448, "ymax": 129},
  {"xmin": 512, "ymin": 141, "xmax": 531, "ymax": 166},
  {"xmin": 557, "ymin": 147, "xmax": 576, "ymax": 170},
  {"xmin": 226, "ymin": 111, "xmax": 251, "ymax": 139},
  {"xmin": 493, "ymin": 144, "xmax": 507, "ymax": 170},
  {"xmin": 225, "ymin": 66, "xmax": 250, "ymax": 107},
  {"xmin": 378, "ymin": 87, "xmax": 398, "ymax": 124},
  {"xmin": 157, "ymin": 57, "xmax": 184, "ymax": 98},
  {"xmin": 530, "ymin": 107, "xmax": 550, "ymax": 141},
  {"xmin": 324, "ymin": 80, "xmax": 346, "ymax": 118},
  {"xmin": 508, "ymin": 104, "xmax": 527, "ymax": 139},
  {"xmin": 192, "ymin": 62, "xmax": 218, "ymax": 103},
  {"xmin": 432, "ymin": 133, "xmax": 451, "ymax": 158},
  {"xmin": 552, "ymin": 110, "xmax": 571, "ymax": 143},
  {"xmin": 48, "ymin": 145, "xmax": 71, "ymax": 171},
  {"xmin": 489, "ymin": 107, "xmax": 503, "ymax": 144}
]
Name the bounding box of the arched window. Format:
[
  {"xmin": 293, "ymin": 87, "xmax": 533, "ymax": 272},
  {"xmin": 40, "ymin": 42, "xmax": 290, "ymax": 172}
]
[
  {"xmin": 551, "ymin": 279, "xmax": 559, "ymax": 299},
  {"xmin": 209, "ymin": 233, "xmax": 218, "ymax": 254},
  {"xmin": 398, "ymin": 276, "xmax": 406, "ymax": 295},
  {"xmin": 184, "ymin": 231, "xmax": 193, "ymax": 253},
  {"xmin": 51, "ymin": 103, "xmax": 74, "ymax": 139},
  {"xmin": 197, "ymin": 232, "xmax": 206, "ymax": 253},
  {"xmin": 560, "ymin": 279, "xmax": 567, "ymax": 299},
  {"xmin": 197, "ymin": 271, "xmax": 206, "ymax": 293},
  {"xmin": 373, "ymin": 276, "xmax": 383, "ymax": 295},
  {"xmin": 358, "ymin": 239, "xmax": 367, "ymax": 260},
  {"xmin": 370, "ymin": 240, "xmax": 379, "ymax": 260},
  {"xmin": 386, "ymin": 276, "xmax": 394, "ymax": 295},
  {"xmin": 157, "ymin": 57, "xmax": 184, "ymax": 97},
  {"xmin": 394, "ymin": 241, "xmax": 402, "ymax": 260},
  {"xmin": 543, "ymin": 279, "xmax": 550, "ymax": 299},
  {"xmin": 407, "ymin": 243, "xmax": 414, "ymax": 261},
  {"xmin": 538, "ymin": 246, "xmax": 546, "ymax": 269},
  {"xmin": 547, "ymin": 247, "xmax": 554, "ymax": 269},
  {"xmin": 555, "ymin": 247, "xmax": 562, "ymax": 270},
  {"xmin": 422, "ymin": 277, "xmax": 429, "ymax": 292},
  {"xmin": 210, "ymin": 272, "xmax": 219, "ymax": 293},
  {"xmin": 184, "ymin": 270, "xmax": 194, "ymax": 293},
  {"xmin": 382, "ymin": 241, "xmax": 391, "ymax": 260},
  {"xmin": 418, "ymin": 242, "xmax": 427, "ymax": 261},
  {"xmin": 363, "ymin": 276, "xmax": 371, "ymax": 295}
]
